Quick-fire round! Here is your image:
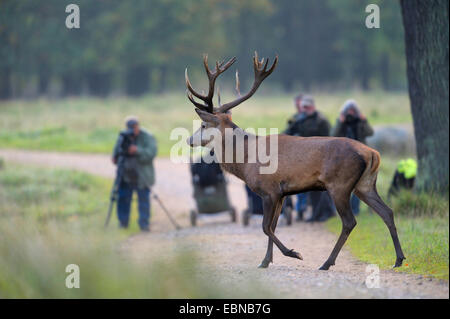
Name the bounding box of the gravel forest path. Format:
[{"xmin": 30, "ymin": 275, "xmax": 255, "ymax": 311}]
[{"xmin": 1, "ymin": 149, "xmax": 448, "ymax": 298}]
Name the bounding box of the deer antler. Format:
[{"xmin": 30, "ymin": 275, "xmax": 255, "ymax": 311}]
[
  {"xmin": 185, "ymin": 54, "xmax": 236, "ymax": 113},
  {"xmin": 216, "ymin": 51, "xmax": 278, "ymax": 113}
]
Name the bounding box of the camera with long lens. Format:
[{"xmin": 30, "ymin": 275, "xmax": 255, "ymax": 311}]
[
  {"xmin": 345, "ymin": 114, "xmax": 358, "ymax": 123},
  {"xmin": 117, "ymin": 128, "xmax": 136, "ymax": 157}
]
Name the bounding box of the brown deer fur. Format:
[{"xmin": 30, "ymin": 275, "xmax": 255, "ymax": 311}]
[{"xmin": 185, "ymin": 53, "xmax": 405, "ymax": 270}]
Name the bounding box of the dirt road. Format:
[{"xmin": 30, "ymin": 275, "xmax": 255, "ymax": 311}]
[{"xmin": 1, "ymin": 149, "xmax": 448, "ymax": 298}]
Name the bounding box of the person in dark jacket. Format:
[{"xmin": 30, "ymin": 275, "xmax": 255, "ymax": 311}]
[
  {"xmin": 284, "ymin": 95, "xmax": 331, "ymax": 137},
  {"xmin": 285, "ymin": 95, "xmax": 335, "ymax": 222},
  {"xmin": 332, "ymin": 99, "xmax": 374, "ymax": 144},
  {"xmin": 284, "ymin": 94, "xmax": 307, "ymax": 220},
  {"xmin": 332, "ymin": 99, "xmax": 374, "ymax": 215},
  {"xmin": 112, "ymin": 116, "xmax": 157, "ymax": 231},
  {"xmin": 285, "ymin": 94, "xmax": 304, "ymax": 132}
]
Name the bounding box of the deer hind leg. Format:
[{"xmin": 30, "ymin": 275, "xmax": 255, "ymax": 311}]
[
  {"xmin": 260, "ymin": 195, "xmax": 302, "ymax": 266},
  {"xmin": 259, "ymin": 197, "xmax": 285, "ymax": 268},
  {"xmin": 319, "ymin": 189, "xmax": 356, "ymax": 270},
  {"xmin": 354, "ymin": 186, "xmax": 405, "ymax": 268}
]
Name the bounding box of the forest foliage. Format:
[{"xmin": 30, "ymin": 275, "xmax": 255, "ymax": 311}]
[{"xmin": 0, "ymin": 0, "xmax": 406, "ymax": 98}]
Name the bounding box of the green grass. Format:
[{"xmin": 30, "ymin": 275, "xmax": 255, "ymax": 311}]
[
  {"xmin": 0, "ymin": 91, "xmax": 411, "ymax": 156},
  {"xmin": 326, "ymin": 200, "xmax": 449, "ymax": 280},
  {"xmin": 0, "ymin": 165, "xmax": 110, "ymax": 221},
  {"xmin": 0, "ymin": 163, "xmax": 271, "ymax": 298}
]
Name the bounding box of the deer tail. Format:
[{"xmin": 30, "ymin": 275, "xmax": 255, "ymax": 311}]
[
  {"xmin": 354, "ymin": 149, "xmax": 381, "ymax": 193},
  {"xmin": 370, "ymin": 150, "xmax": 381, "ymax": 174}
]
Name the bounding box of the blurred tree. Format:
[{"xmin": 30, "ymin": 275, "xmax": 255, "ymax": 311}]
[
  {"xmin": 0, "ymin": 0, "xmax": 409, "ymax": 98},
  {"xmin": 0, "ymin": 1, "xmax": 15, "ymax": 99},
  {"xmin": 400, "ymin": 0, "xmax": 449, "ymax": 193}
]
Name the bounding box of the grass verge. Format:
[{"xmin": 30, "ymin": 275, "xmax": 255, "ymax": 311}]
[
  {"xmin": 0, "ymin": 163, "xmax": 270, "ymax": 298},
  {"xmin": 0, "ymin": 91, "xmax": 411, "ymax": 156},
  {"xmin": 326, "ymin": 197, "xmax": 449, "ymax": 280}
]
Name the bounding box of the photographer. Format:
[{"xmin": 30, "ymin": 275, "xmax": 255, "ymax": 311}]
[
  {"xmin": 332, "ymin": 99, "xmax": 374, "ymax": 215},
  {"xmin": 112, "ymin": 116, "xmax": 157, "ymax": 231},
  {"xmin": 284, "ymin": 95, "xmax": 335, "ymax": 222},
  {"xmin": 283, "ymin": 94, "xmax": 307, "ymax": 220}
]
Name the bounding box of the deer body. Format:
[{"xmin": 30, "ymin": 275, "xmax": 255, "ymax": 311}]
[{"xmin": 185, "ymin": 53, "xmax": 405, "ymax": 270}]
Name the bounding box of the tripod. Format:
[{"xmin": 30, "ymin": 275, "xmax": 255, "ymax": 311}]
[
  {"xmin": 104, "ymin": 154, "xmax": 181, "ymax": 230},
  {"xmin": 104, "ymin": 154, "xmax": 126, "ymax": 228}
]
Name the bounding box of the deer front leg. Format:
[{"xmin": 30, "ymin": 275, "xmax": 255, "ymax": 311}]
[
  {"xmin": 258, "ymin": 197, "xmax": 284, "ymax": 268},
  {"xmin": 260, "ymin": 196, "xmax": 302, "ymax": 267}
]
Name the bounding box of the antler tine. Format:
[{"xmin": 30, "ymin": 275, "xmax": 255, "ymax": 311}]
[
  {"xmin": 217, "ymin": 59, "xmax": 226, "ymax": 68},
  {"xmin": 262, "ymin": 58, "xmax": 269, "ymax": 71},
  {"xmin": 215, "ymin": 61, "xmax": 221, "ymax": 74},
  {"xmin": 235, "ymin": 70, "xmax": 241, "ymax": 97},
  {"xmin": 216, "ymin": 53, "xmax": 278, "ymax": 114},
  {"xmin": 185, "ymin": 68, "xmax": 207, "ymax": 101},
  {"xmin": 205, "ymin": 56, "xmax": 236, "ymax": 109},
  {"xmin": 214, "ymin": 56, "xmax": 237, "ymax": 75},
  {"xmin": 186, "ymin": 90, "xmax": 210, "ymax": 112},
  {"xmin": 186, "ymin": 55, "xmax": 237, "ymax": 113},
  {"xmin": 203, "ymin": 54, "xmax": 213, "ymax": 78},
  {"xmin": 267, "ymin": 55, "xmax": 278, "ymax": 74},
  {"xmin": 217, "ymin": 85, "xmax": 222, "ymax": 107}
]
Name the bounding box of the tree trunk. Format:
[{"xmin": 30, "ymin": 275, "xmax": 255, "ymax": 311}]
[
  {"xmin": 126, "ymin": 65, "xmax": 150, "ymax": 96},
  {"xmin": 357, "ymin": 42, "xmax": 370, "ymax": 91},
  {"xmin": 380, "ymin": 53, "xmax": 390, "ymax": 90},
  {"xmin": 38, "ymin": 63, "xmax": 51, "ymax": 96},
  {"xmin": 0, "ymin": 66, "xmax": 12, "ymax": 100},
  {"xmin": 86, "ymin": 71, "xmax": 111, "ymax": 97},
  {"xmin": 400, "ymin": 0, "xmax": 449, "ymax": 193},
  {"xmin": 62, "ymin": 72, "xmax": 83, "ymax": 97},
  {"xmin": 158, "ymin": 64, "xmax": 168, "ymax": 94}
]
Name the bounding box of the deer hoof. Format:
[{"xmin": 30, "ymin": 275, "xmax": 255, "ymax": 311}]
[
  {"xmin": 319, "ymin": 261, "xmax": 334, "ymax": 270},
  {"xmin": 393, "ymin": 257, "xmax": 405, "ymax": 268},
  {"xmin": 258, "ymin": 262, "xmax": 270, "ymax": 269},
  {"xmin": 285, "ymin": 249, "xmax": 303, "ymax": 260}
]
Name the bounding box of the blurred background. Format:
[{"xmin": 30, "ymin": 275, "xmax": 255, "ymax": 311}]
[{"xmin": 0, "ymin": 0, "xmax": 406, "ymax": 99}]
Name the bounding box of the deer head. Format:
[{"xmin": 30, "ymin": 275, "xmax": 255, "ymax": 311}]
[{"xmin": 185, "ymin": 52, "xmax": 278, "ymax": 148}]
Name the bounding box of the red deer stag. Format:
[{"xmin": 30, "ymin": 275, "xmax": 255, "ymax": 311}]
[{"xmin": 185, "ymin": 53, "xmax": 405, "ymax": 270}]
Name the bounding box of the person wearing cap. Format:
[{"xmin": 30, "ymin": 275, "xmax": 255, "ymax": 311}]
[
  {"xmin": 112, "ymin": 116, "xmax": 157, "ymax": 231},
  {"xmin": 284, "ymin": 95, "xmax": 331, "ymax": 138},
  {"xmin": 284, "ymin": 94, "xmax": 305, "ymax": 134},
  {"xmin": 332, "ymin": 99, "xmax": 374, "ymax": 215},
  {"xmin": 332, "ymin": 99, "xmax": 374, "ymax": 144},
  {"xmin": 284, "ymin": 95, "xmax": 334, "ymax": 222}
]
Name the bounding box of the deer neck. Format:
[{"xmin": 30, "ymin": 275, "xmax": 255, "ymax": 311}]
[{"xmin": 215, "ymin": 120, "xmax": 256, "ymax": 180}]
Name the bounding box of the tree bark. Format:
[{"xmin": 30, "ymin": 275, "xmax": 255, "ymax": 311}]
[
  {"xmin": 126, "ymin": 65, "xmax": 150, "ymax": 96},
  {"xmin": 86, "ymin": 71, "xmax": 112, "ymax": 97},
  {"xmin": 400, "ymin": 0, "xmax": 449, "ymax": 193},
  {"xmin": 38, "ymin": 63, "xmax": 51, "ymax": 96},
  {"xmin": 158, "ymin": 64, "xmax": 168, "ymax": 94},
  {"xmin": 62, "ymin": 72, "xmax": 83, "ymax": 97},
  {"xmin": 0, "ymin": 66, "xmax": 12, "ymax": 100}
]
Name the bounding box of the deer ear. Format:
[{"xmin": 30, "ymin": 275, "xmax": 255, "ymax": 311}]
[{"xmin": 195, "ymin": 108, "xmax": 220, "ymax": 125}]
